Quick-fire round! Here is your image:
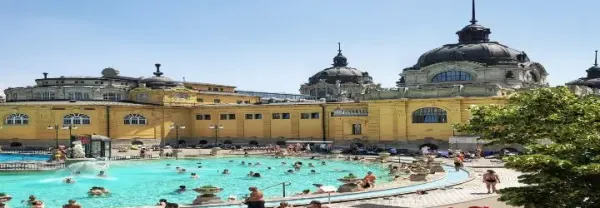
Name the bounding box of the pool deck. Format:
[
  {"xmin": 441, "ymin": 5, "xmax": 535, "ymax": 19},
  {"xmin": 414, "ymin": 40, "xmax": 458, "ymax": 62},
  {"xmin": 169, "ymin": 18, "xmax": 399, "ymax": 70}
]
[{"xmin": 112, "ymin": 149, "xmax": 521, "ymax": 208}]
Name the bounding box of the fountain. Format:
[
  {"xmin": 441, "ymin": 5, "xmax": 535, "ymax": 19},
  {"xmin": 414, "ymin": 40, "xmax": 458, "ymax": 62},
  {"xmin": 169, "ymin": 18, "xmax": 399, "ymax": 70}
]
[
  {"xmin": 67, "ymin": 160, "xmax": 110, "ymax": 174},
  {"xmin": 192, "ymin": 186, "xmax": 224, "ymax": 205},
  {"xmin": 72, "ymin": 140, "xmax": 86, "ymax": 158},
  {"xmin": 337, "ymin": 175, "xmax": 363, "ymax": 193}
]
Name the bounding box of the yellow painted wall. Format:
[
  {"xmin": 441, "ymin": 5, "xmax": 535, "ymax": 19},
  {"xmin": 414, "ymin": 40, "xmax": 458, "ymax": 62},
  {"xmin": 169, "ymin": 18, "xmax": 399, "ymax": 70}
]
[{"xmin": 0, "ymin": 97, "xmax": 505, "ymax": 145}]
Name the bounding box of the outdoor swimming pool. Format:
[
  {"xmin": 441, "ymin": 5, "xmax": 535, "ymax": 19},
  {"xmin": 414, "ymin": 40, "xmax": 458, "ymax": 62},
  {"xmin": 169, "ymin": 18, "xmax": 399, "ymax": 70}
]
[
  {"xmin": 0, "ymin": 153, "xmax": 50, "ymax": 163},
  {"xmin": 0, "ymin": 157, "xmax": 395, "ymax": 208}
]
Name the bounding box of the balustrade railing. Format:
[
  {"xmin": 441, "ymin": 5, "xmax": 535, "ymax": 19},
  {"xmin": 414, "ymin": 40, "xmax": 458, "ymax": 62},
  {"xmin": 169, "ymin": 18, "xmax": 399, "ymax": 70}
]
[{"xmin": 0, "ymin": 162, "xmax": 65, "ymax": 171}]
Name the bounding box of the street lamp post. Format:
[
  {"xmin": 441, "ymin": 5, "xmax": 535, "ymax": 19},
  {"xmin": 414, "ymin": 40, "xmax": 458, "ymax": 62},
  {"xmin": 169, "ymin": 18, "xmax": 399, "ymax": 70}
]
[
  {"xmin": 208, "ymin": 125, "xmax": 224, "ymax": 145},
  {"xmin": 170, "ymin": 124, "xmax": 185, "ymax": 160},
  {"xmin": 46, "ymin": 125, "xmax": 78, "ymax": 149}
]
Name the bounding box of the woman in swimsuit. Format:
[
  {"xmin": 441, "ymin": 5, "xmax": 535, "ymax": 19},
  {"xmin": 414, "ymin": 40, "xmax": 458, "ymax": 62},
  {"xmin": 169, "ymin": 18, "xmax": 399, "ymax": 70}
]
[{"xmin": 482, "ymin": 169, "xmax": 500, "ymax": 193}]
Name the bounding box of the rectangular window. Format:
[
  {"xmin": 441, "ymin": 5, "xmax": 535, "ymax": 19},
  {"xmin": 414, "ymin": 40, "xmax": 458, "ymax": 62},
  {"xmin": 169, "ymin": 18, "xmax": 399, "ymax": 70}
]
[
  {"xmin": 204, "ymin": 114, "xmax": 211, "ymax": 120},
  {"xmin": 311, "ymin": 112, "xmax": 320, "ymax": 119},
  {"xmin": 220, "ymin": 114, "xmax": 235, "ymax": 120},
  {"xmin": 220, "ymin": 88, "xmax": 224, "ymax": 92},
  {"xmin": 300, "ymin": 113, "xmax": 310, "ymax": 119},
  {"xmin": 196, "ymin": 98, "xmax": 204, "ymax": 103},
  {"xmin": 352, "ymin": 124, "xmax": 362, "ymax": 135},
  {"xmin": 214, "ymin": 99, "xmax": 221, "ymax": 103},
  {"xmin": 272, "ymin": 113, "xmax": 281, "ymax": 119},
  {"xmin": 245, "ymin": 114, "xmax": 253, "ymax": 119},
  {"xmin": 244, "ymin": 100, "xmax": 250, "ymax": 104},
  {"xmin": 103, "ymin": 93, "xmax": 121, "ymax": 101},
  {"xmin": 254, "ymin": 114, "xmax": 262, "ymax": 119},
  {"xmin": 237, "ymin": 100, "xmax": 243, "ymax": 104},
  {"xmin": 196, "ymin": 115, "xmax": 203, "ymax": 120},
  {"xmin": 208, "ymin": 87, "xmax": 212, "ymax": 91},
  {"xmin": 282, "ymin": 113, "xmax": 290, "ymax": 119}
]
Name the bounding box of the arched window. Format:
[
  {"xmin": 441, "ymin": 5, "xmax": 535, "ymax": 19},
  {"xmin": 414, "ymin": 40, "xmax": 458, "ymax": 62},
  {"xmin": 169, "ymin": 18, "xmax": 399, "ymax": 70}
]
[
  {"xmin": 412, "ymin": 107, "xmax": 447, "ymax": 123},
  {"xmin": 5, "ymin": 113, "xmax": 29, "ymax": 125},
  {"xmin": 63, "ymin": 113, "xmax": 90, "ymax": 125},
  {"xmin": 431, "ymin": 71, "xmax": 473, "ymax": 83},
  {"xmin": 124, "ymin": 114, "xmax": 147, "ymax": 125}
]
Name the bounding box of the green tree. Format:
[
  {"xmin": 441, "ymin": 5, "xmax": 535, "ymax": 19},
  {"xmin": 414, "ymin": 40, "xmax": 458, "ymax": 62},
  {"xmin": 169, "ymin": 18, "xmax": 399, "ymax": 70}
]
[{"xmin": 455, "ymin": 86, "xmax": 600, "ymax": 208}]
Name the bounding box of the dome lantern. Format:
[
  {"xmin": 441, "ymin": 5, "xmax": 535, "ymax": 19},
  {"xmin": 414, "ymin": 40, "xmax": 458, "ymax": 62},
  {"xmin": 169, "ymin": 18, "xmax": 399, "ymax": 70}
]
[
  {"xmin": 456, "ymin": 0, "xmax": 491, "ymax": 44},
  {"xmin": 332, "ymin": 42, "xmax": 348, "ymax": 67}
]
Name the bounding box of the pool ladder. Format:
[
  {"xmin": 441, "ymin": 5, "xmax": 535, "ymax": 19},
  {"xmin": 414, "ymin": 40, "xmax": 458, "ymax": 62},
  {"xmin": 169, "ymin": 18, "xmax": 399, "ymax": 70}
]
[{"xmin": 262, "ymin": 181, "xmax": 292, "ymax": 197}]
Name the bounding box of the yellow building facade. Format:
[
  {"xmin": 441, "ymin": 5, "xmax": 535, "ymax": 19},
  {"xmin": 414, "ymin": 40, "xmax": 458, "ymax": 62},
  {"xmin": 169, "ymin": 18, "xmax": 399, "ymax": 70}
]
[{"xmin": 0, "ymin": 94, "xmax": 505, "ymax": 149}]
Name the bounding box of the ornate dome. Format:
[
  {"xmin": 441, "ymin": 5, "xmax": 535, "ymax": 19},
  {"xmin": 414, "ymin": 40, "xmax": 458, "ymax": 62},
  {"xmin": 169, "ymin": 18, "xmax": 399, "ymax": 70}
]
[
  {"xmin": 101, "ymin": 67, "xmax": 120, "ymax": 77},
  {"xmin": 142, "ymin": 63, "xmax": 178, "ymax": 88},
  {"xmin": 308, "ymin": 43, "xmax": 373, "ymax": 85},
  {"xmin": 405, "ymin": 0, "xmax": 530, "ymax": 71},
  {"xmin": 567, "ymin": 50, "xmax": 600, "ymax": 88}
]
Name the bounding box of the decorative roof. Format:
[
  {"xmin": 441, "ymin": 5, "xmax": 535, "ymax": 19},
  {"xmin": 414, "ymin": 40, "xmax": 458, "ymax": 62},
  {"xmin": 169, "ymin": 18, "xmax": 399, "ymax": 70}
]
[
  {"xmin": 141, "ymin": 63, "xmax": 179, "ymax": 89},
  {"xmin": 404, "ymin": 0, "xmax": 531, "ymax": 71},
  {"xmin": 0, "ymin": 100, "xmax": 150, "ymax": 106},
  {"xmin": 566, "ymin": 50, "xmax": 600, "ymax": 88},
  {"xmin": 308, "ymin": 43, "xmax": 374, "ymax": 85}
]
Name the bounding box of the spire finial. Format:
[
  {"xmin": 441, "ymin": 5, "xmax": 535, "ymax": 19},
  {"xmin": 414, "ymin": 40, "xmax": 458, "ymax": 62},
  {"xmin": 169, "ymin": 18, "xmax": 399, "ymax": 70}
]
[
  {"xmin": 595, "ymin": 50, "xmax": 598, "ymax": 67},
  {"xmin": 153, "ymin": 63, "xmax": 163, "ymax": 77},
  {"xmin": 337, "ymin": 42, "xmax": 342, "ymax": 54},
  {"xmin": 470, "ymin": 0, "xmax": 477, "ymax": 24}
]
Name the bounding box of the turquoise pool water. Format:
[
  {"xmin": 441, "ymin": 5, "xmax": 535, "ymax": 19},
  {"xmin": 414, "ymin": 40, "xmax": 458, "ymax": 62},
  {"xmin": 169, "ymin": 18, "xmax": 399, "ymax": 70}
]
[
  {"xmin": 0, "ymin": 157, "xmax": 392, "ymax": 208},
  {"xmin": 0, "ymin": 153, "xmax": 50, "ymax": 163}
]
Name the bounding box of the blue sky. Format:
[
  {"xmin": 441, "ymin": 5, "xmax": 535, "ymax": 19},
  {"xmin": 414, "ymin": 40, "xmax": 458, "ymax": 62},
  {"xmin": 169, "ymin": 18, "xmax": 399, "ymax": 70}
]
[{"xmin": 0, "ymin": 0, "xmax": 598, "ymax": 96}]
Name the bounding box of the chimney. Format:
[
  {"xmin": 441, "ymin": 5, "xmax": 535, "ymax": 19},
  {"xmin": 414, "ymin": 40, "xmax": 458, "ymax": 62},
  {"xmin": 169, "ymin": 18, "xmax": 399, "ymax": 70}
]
[{"xmin": 43, "ymin": 72, "xmax": 48, "ymax": 79}]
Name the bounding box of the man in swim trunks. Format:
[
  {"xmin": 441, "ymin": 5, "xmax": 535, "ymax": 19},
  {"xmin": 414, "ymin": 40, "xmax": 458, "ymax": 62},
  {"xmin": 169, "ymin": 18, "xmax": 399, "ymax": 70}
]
[
  {"xmin": 483, "ymin": 169, "xmax": 500, "ymax": 193},
  {"xmin": 362, "ymin": 171, "xmax": 376, "ymax": 188},
  {"xmin": 245, "ymin": 186, "xmax": 265, "ymax": 208}
]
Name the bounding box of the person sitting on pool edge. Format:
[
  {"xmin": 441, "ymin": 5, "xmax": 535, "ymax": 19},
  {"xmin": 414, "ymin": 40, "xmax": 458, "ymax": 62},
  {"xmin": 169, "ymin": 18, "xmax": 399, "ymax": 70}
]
[{"xmin": 176, "ymin": 185, "xmax": 186, "ymax": 193}]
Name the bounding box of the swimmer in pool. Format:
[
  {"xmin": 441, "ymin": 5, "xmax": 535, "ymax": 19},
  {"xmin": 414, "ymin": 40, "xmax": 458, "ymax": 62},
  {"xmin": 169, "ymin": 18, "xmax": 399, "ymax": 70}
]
[
  {"xmin": 248, "ymin": 171, "xmax": 255, "ymax": 176},
  {"xmin": 176, "ymin": 185, "xmax": 186, "ymax": 193},
  {"xmin": 241, "ymin": 161, "xmax": 246, "ymax": 165},
  {"xmin": 229, "ymin": 160, "xmax": 234, "ymax": 162},
  {"xmin": 222, "ymin": 169, "xmax": 230, "ymax": 174},
  {"xmin": 267, "ymin": 167, "xmax": 272, "ymax": 170},
  {"xmin": 178, "ymin": 168, "xmax": 187, "ymax": 174},
  {"xmin": 64, "ymin": 177, "xmax": 75, "ymax": 184},
  {"xmin": 286, "ymin": 169, "xmax": 294, "ymax": 174},
  {"xmin": 310, "ymin": 170, "xmax": 317, "ymax": 174},
  {"xmin": 308, "ymin": 163, "xmax": 315, "ymax": 168},
  {"xmin": 191, "ymin": 173, "xmax": 198, "ymax": 179},
  {"xmin": 281, "ymin": 162, "xmax": 287, "ymax": 166},
  {"xmin": 97, "ymin": 171, "xmax": 106, "ymax": 177}
]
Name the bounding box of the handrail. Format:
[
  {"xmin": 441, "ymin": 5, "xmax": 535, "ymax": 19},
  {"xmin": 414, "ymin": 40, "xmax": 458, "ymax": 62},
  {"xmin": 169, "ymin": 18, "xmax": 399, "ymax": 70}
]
[{"xmin": 261, "ymin": 181, "xmax": 292, "ymax": 198}]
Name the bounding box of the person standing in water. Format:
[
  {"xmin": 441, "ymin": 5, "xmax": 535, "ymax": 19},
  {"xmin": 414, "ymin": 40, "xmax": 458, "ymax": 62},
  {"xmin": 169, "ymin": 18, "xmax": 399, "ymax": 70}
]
[{"xmin": 482, "ymin": 169, "xmax": 500, "ymax": 193}]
